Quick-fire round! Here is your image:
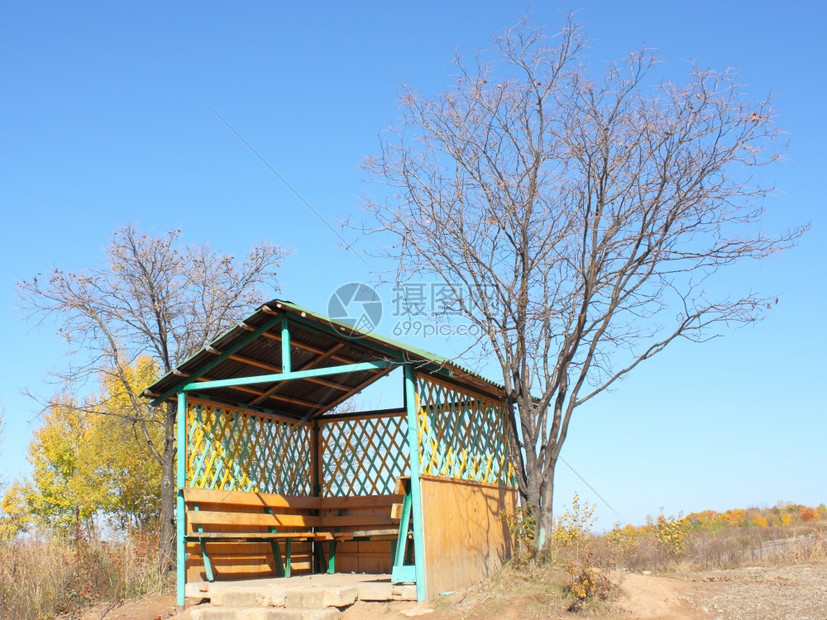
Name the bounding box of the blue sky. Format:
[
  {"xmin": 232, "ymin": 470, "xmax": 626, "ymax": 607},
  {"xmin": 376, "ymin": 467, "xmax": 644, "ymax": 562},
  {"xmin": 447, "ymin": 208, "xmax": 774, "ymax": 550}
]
[{"xmin": 1, "ymin": 2, "xmax": 824, "ymax": 528}]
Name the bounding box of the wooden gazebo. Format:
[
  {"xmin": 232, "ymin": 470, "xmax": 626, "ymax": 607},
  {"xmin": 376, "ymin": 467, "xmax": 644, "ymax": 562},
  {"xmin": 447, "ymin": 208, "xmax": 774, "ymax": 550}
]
[{"xmin": 143, "ymin": 300, "xmax": 516, "ymax": 608}]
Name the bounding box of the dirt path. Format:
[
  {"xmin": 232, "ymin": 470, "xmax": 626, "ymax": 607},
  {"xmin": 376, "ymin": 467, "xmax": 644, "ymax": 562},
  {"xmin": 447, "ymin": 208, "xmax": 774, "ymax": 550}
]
[
  {"xmin": 608, "ymin": 563, "xmax": 827, "ymax": 619},
  {"xmin": 611, "ymin": 572, "xmax": 704, "ymax": 619}
]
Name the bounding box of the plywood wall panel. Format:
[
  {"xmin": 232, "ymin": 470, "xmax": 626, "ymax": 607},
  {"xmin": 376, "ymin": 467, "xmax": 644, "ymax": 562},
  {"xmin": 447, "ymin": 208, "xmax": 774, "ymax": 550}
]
[{"xmin": 419, "ymin": 475, "xmax": 516, "ymax": 599}]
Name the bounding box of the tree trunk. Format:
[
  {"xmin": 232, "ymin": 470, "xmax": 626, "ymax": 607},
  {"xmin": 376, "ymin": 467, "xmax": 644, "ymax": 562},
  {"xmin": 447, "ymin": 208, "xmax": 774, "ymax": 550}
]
[
  {"xmin": 535, "ymin": 460, "xmax": 556, "ymax": 552},
  {"xmin": 158, "ymin": 402, "xmax": 177, "ymax": 573}
]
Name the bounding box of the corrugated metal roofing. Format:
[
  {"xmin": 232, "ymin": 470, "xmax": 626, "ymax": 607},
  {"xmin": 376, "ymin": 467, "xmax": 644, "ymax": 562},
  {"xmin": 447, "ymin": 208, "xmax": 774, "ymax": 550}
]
[{"xmin": 143, "ymin": 299, "xmax": 505, "ymax": 419}]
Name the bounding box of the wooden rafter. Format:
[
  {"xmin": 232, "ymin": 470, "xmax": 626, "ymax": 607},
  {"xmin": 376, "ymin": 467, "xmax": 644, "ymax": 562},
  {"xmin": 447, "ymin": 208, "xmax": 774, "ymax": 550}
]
[
  {"xmin": 309, "ymin": 364, "xmax": 396, "ymax": 419},
  {"xmin": 259, "ymin": 331, "xmax": 356, "ymax": 366},
  {"xmin": 230, "ymin": 349, "xmax": 351, "ymax": 395},
  {"xmin": 251, "ymin": 343, "xmax": 348, "ymax": 406}
]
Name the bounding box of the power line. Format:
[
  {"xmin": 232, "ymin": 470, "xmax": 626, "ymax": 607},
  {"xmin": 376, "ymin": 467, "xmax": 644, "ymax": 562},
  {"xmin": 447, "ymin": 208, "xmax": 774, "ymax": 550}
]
[{"xmin": 208, "ymin": 105, "xmax": 373, "ymax": 270}]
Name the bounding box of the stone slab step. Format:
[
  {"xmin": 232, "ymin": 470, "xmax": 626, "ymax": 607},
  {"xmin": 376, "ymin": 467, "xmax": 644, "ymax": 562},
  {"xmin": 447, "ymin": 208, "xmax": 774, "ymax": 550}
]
[
  {"xmin": 190, "ymin": 606, "xmax": 339, "ymax": 620},
  {"xmin": 209, "ymin": 587, "xmax": 286, "ymax": 608},
  {"xmin": 209, "ymin": 586, "xmax": 357, "ymax": 609},
  {"xmin": 357, "ymin": 582, "xmax": 417, "ymax": 601}
]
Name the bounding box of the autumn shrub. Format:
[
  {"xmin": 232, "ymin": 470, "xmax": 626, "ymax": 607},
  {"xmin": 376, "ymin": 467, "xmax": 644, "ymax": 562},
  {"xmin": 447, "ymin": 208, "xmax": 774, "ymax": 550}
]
[
  {"xmin": 504, "ymin": 494, "xmax": 597, "ymax": 563},
  {"xmin": 502, "ymin": 504, "xmax": 537, "ymax": 562},
  {"xmin": 549, "ymin": 493, "xmax": 596, "ymax": 564},
  {"xmin": 564, "ymin": 556, "xmax": 614, "ymax": 612},
  {"xmin": 799, "ymin": 506, "xmax": 819, "ymax": 523},
  {"xmin": 601, "ymin": 524, "xmax": 632, "ymax": 567},
  {"xmin": 654, "ymin": 512, "xmax": 686, "ymax": 556}
]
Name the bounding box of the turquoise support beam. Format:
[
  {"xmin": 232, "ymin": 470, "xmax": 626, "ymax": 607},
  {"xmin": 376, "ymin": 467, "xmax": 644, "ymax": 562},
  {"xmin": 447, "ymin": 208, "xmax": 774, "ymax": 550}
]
[
  {"xmin": 269, "ymin": 541, "xmax": 284, "ymax": 577},
  {"xmin": 182, "ymin": 359, "xmax": 395, "ymax": 391},
  {"xmin": 404, "ymin": 365, "xmax": 427, "ymax": 602},
  {"xmin": 264, "ymin": 506, "xmax": 284, "ymax": 577},
  {"xmin": 281, "ymin": 314, "xmax": 291, "ymax": 374},
  {"xmin": 176, "ymin": 392, "xmax": 187, "ymax": 611},
  {"xmin": 198, "ymin": 540, "xmax": 214, "ymax": 582},
  {"xmin": 192, "ymin": 505, "xmax": 214, "ymax": 582},
  {"xmin": 392, "ymin": 489, "xmax": 412, "ymax": 568}
]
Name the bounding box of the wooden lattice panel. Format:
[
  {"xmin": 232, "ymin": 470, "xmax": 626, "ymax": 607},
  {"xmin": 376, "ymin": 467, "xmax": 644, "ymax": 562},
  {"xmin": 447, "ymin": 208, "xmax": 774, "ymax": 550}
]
[
  {"xmin": 416, "ymin": 375, "xmax": 515, "ymax": 486},
  {"xmin": 320, "ymin": 414, "xmax": 409, "ymax": 496},
  {"xmin": 186, "ymin": 401, "xmax": 311, "ymax": 495}
]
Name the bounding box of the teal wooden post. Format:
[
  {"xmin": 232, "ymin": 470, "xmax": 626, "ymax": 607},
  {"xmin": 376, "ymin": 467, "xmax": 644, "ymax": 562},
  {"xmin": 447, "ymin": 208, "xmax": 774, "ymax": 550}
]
[
  {"xmin": 176, "ymin": 392, "xmax": 187, "ymax": 611},
  {"xmin": 404, "ymin": 365, "xmax": 427, "ymax": 602},
  {"xmin": 281, "ymin": 314, "xmax": 291, "ymax": 373}
]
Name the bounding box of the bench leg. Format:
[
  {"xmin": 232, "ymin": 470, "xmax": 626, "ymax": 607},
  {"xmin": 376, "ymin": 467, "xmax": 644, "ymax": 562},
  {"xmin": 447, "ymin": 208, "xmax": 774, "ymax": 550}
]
[
  {"xmin": 285, "ymin": 539, "xmax": 292, "ymax": 578},
  {"xmin": 313, "ymin": 541, "xmax": 325, "ymax": 574},
  {"xmin": 327, "ymin": 540, "xmax": 336, "ymax": 574},
  {"xmin": 200, "ymin": 540, "xmax": 215, "ymax": 582},
  {"xmin": 269, "ymin": 541, "xmax": 285, "ymax": 578}
]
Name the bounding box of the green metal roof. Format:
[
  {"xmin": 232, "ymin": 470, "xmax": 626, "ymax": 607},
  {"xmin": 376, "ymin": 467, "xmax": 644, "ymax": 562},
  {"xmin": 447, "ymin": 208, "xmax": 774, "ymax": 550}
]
[{"xmin": 143, "ymin": 299, "xmax": 506, "ymax": 418}]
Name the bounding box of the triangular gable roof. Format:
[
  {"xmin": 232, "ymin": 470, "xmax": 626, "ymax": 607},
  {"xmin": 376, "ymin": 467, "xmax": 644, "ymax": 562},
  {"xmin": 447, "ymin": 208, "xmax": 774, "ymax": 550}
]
[{"xmin": 143, "ymin": 299, "xmax": 505, "ymax": 419}]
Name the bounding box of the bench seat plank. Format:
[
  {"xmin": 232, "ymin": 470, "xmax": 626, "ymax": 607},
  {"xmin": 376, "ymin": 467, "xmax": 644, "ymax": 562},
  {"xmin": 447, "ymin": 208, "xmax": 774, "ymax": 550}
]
[
  {"xmin": 318, "ymin": 514, "xmax": 396, "ymax": 528},
  {"xmin": 188, "ymin": 511, "xmax": 320, "ymax": 529},
  {"xmin": 348, "ymin": 528, "xmax": 401, "ymax": 539},
  {"xmin": 320, "ymin": 494, "xmax": 402, "ymax": 510},
  {"xmin": 187, "ymin": 531, "xmax": 334, "ymax": 541},
  {"xmin": 184, "ymin": 487, "xmax": 322, "ymax": 511}
]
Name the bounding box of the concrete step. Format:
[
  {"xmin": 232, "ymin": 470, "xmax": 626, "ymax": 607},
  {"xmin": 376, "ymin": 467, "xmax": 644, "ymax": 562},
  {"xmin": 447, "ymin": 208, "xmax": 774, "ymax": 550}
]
[
  {"xmin": 209, "ymin": 585, "xmax": 357, "ymax": 609},
  {"xmin": 209, "ymin": 586, "xmax": 286, "ymax": 608},
  {"xmin": 284, "ymin": 586, "xmax": 357, "ymax": 609},
  {"xmin": 190, "ymin": 606, "xmax": 339, "ymax": 620},
  {"xmin": 357, "ymin": 582, "xmax": 417, "ymax": 601}
]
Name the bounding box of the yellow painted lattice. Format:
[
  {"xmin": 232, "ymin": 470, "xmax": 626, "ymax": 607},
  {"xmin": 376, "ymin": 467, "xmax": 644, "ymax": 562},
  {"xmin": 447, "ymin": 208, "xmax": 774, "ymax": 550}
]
[
  {"xmin": 320, "ymin": 414, "xmax": 409, "ymax": 496},
  {"xmin": 417, "ymin": 375, "xmax": 515, "ymax": 486},
  {"xmin": 186, "ymin": 401, "xmax": 311, "ymax": 495}
]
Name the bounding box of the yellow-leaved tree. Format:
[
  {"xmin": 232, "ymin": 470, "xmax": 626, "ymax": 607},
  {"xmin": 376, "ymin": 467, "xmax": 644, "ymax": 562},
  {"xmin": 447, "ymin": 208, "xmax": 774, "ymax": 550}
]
[
  {"xmin": 26, "ymin": 357, "xmax": 162, "ymax": 535},
  {"xmin": 88, "ymin": 356, "xmax": 163, "ymax": 529},
  {"xmin": 26, "ymin": 399, "xmax": 104, "ymax": 535},
  {"xmin": 0, "ymin": 482, "xmax": 32, "ymax": 541}
]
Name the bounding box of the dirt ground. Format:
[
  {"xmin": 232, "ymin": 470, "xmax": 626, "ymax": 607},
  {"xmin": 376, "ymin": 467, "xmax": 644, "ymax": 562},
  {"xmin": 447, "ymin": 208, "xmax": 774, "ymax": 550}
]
[{"xmin": 79, "ymin": 562, "xmax": 827, "ymax": 620}]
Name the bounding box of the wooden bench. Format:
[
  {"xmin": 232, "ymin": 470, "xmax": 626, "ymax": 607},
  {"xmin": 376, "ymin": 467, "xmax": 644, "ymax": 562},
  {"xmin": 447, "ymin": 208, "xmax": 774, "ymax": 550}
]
[
  {"xmin": 317, "ymin": 494, "xmax": 404, "ymax": 574},
  {"xmin": 183, "ymin": 488, "xmax": 403, "ymax": 581}
]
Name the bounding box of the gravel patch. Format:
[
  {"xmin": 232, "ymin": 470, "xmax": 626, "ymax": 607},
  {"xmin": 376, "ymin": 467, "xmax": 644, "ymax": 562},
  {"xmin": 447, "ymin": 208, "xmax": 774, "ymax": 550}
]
[{"xmin": 682, "ymin": 564, "xmax": 827, "ymax": 619}]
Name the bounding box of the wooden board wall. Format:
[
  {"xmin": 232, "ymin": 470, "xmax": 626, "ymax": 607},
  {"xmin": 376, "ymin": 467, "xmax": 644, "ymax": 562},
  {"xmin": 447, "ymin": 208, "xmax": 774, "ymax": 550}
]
[
  {"xmin": 330, "ymin": 540, "xmax": 394, "ymax": 574},
  {"xmin": 419, "ymin": 475, "xmax": 517, "ymax": 599},
  {"xmin": 186, "ymin": 541, "xmax": 313, "ymax": 582}
]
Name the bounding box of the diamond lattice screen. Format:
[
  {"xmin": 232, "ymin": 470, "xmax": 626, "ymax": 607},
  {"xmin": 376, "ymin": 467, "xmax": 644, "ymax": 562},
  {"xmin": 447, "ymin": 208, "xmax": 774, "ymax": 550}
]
[
  {"xmin": 320, "ymin": 414, "xmax": 409, "ymax": 497},
  {"xmin": 417, "ymin": 375, "xmax": 515, "ymax": 486},
  {"xmin": 186, "ymin": 400, "xmax": 311, "ymax": 495}
]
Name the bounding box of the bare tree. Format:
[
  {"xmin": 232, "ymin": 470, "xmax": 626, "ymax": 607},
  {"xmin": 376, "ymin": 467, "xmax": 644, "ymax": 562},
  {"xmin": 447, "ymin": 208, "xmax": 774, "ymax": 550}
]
[
  {"xmin": 19, "ymin": 224, "xmax": 288, "ymax": 569},
  {"xmin": 362, "ymin": 18, "xmax": 805, "ymax": 549}
]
